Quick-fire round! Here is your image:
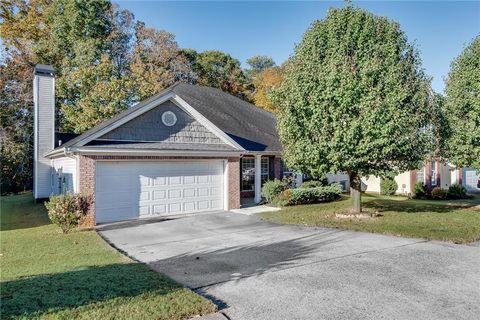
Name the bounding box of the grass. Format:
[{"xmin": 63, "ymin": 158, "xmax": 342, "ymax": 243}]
[
  {"xmin": 0, "ymin": 193, "xmax": 216, "ymax": 320},
  {"xmin": 261, "ymin": 193, "xmax": 480, "ymax": 244}
]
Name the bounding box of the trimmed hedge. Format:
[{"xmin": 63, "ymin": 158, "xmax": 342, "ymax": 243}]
[
  {"xmin": 261, "ymin": 179, "xmax": 287, "ymax": 203},
  {"xmin": 272, "ymin": 184, "xmax": 342, "ymax": 206},
  {"xmin": 300, "ymin": 180, "xmax": 324, "ymax": 189}
]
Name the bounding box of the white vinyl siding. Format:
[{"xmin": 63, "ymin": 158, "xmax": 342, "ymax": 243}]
[
  {"xmin": 52, "ymin": 157, "xmax": 78, "ymax": 195},
  {"xmin": 34, "ymin": 75, "xmax": 55, "ymax": 198},
  {"xmin": 95, "ymin": 160, "xmax": 224, "ymax": 224}
]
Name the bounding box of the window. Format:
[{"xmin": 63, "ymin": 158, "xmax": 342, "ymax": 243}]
[
  {"xmin": 431, "ymin": 161, "xmax": 437, "ymax": 186},
  {"xmin": 281, "ymin": 160, "xmax": 294, "ymax": 178},
  {"xmin": 261, "ymin": 157, "xmax": 269, "ymax": 184},
  {"xmin": 161, "ymin": 111, "xmax": 177, "ymax": 126},
  {"xmin": 241, "ymin": 157, "xmax": 269, "ymax": 191},
  {"xmin": 417, "ymin": 168, "xmax": 425, "ymax": 183}
]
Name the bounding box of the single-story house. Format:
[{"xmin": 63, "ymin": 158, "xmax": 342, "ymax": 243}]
[
  {"xmin": 33, "ymin": 65, "xmax": 478, "ymax": 226},
  {"xmin": 33, "ymin": 64, "xmax": 297, "ymax": 226}
]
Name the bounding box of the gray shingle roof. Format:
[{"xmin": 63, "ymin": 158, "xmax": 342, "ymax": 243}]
[
  {"xmin": 53, "ymin": 83, "xmax": 281, "ymax": 153},
  {"xmin": 171, "ymin": 84, "xmax": 281, "ymax": 152}
]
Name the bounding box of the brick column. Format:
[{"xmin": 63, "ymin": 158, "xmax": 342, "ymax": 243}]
[
  {"xmin": 79, "ymin": 155, "xmax": 96, "ymax": 227},
  {"xmin": 227, "ymin": 157, "xmax": 240, "ymax": 209}
]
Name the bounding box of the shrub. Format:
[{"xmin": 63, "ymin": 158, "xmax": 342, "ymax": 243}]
[
  {"xmin": 380, "ymin": 176, "xmax": 398, "ymax": 196},
  {"xmin": 300, "ymin": 180, "xmax": 323, "ymax": 189},
  {"xmin": 431, "ymin": 187, "xmax": 447, "ymax": 200},
  {"xmin": 45, "ymin": 193, "xmax": 92, "ymax": 233},
  {"xmin": 413, "ymin": 182, "xmax": 428, "ymax": 199},
  {"xmin": 272, "ymin": 184, "xmax": 342, "ymax": 206},
  {"xmin": 261, "ymin": 179, "xmax": 287, "ymax": 203},
  {"xmin": 447, "ymin": 184, "xmax": 468, "ymax": 199},
  {"xmin": 272, "ymin": 189, "xmax": 293, "ymax": 207}
]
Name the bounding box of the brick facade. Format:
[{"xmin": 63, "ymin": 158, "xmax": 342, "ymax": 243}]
[
  {"xmin": 79, "ymin": 155, "xmax": 96, "ymax": 227},
  {"xmin": 78, "ymin": 155, "xmax": 241, "ymax": 227},
  {"xmin": 227, "ymin": 157, "xmax": 241, "ymax": 209}
]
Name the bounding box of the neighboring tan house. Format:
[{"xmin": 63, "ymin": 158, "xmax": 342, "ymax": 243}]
[
  {"xmin": 361, "ymin": 160, "xmax": 458, "ymax": 195},
  {"xmin": 33, "ymin": 65, "xmax": 295, "ymax": 226}
]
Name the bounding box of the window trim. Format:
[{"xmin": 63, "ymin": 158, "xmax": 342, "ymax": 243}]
[{"xmin": 241, "ymin": 157, "xmax": 269, "ymax": 192}]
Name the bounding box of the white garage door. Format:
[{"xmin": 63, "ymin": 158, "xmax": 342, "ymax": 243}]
[{"xmin": 96, "ymin": 160, "xmax": 224, "ymax": 223}]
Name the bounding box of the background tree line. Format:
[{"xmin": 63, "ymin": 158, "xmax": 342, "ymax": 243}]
[{"xmin": 0, "ymin": 0, "xmax": 282, "ymax": 194}]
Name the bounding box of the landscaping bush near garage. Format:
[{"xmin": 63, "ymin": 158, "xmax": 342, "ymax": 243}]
[
  {"xmin": 272, "ymin": 184, "xmax": 343, "ymax": 206},
  {"xmin": 45, "ymin": 193, "xmax": 92, "ymax": 233}
]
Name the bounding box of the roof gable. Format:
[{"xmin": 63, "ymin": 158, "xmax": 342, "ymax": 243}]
[
  {"xmin": 97, "ymin": 100, "xmax": 225, "ymax": 145},
  {"xmin": 48, "ymin": 83, "xmax": 282, "ymax": 156}
]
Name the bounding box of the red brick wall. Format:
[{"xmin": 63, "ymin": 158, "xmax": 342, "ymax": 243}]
[
  {"xmin": 78, "ymin": 155, "xmax": 241, "ymax": 226},
  {"xmin": 227, "ymin": 157, "xmax": 240, "ymax": 209},
  {"xmin": 79, "ymin": 155, "xmax": 96, "ymax": 227}
]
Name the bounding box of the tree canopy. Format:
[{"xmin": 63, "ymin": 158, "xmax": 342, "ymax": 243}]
[
  {"xmin": 273, "ymin": 6, "xmax": 433, "ymax": 212},
  {"xmin": 444, "ymin": 36, "xmax": 480, "ymax": 170},
  {"xmin": 252, "ymin": 66, "xmax": 284, "ymax": 113},
  {"xmin": 0, "ymin": 0, "xmax": 255, "ymax": 193},
  {"xmin": 246, "ymin": 55, "xmax": 276, "ymax": 78}
]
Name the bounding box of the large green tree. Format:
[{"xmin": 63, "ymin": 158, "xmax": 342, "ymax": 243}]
[
  {"xmin": 180, "ymin": 49, "xmax": 252, "ymax": 100},
  {"xmin": 444, "ymin": 36, "xmax": 480, "ymax": 170},
  {"xmin": 274, "ymin": 6, "xmax": 433, "ymax": 212}
]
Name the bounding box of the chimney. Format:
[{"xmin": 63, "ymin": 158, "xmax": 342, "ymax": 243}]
[{"xmin": 33, "ymin": 64, "xmax": 55, "ymax": 199}]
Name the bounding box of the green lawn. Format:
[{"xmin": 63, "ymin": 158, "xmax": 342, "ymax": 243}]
[
  {"xmin": 0, "ymin": 193, "xmax": 216, "ymax": 320},
  {"xmin": 261, "ymin": 193, "xmax": 480, "ymax": 244}
]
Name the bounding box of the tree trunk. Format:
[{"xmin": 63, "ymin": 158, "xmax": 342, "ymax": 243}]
[{"xmin": 348, "ymin": 171, "xmax": 362, "ymax": 213}]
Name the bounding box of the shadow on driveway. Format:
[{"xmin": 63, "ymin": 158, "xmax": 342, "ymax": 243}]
[{"xmin": 148, "ymin": 230, "xmax": 351, "ymax": 289}]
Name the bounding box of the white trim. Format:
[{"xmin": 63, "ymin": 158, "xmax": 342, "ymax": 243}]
[
  {"xmin": 33, "ymin": 75, "xmax": 39, "ymax": 198},
  {"xmin": 72, "ymin": 90, "xmax": 245, "ymax": 151},
  {"xmin": 171, "ymin": 94, "xmax": 244, "ymax": 150},
  {"xmin": 161, "ymin": 110, "xmax": 177, "ymax": 126},
  {"xmin": 67, "ymin": 147, "xmax": 242, "ymax": 157},
  {"xmin": 254, "ymin": 154, "xmax": 262, "ymax": 203},
  {"xmin": 223, "ymin": 159, "xmax": 229, "ymax": 210}
]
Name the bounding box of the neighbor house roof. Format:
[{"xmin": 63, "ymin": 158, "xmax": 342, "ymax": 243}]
[{"xmin": 48, "ymin": 83, "xmax": 281, "ymax": 156}]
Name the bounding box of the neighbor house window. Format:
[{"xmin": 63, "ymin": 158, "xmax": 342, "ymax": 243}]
[
  {"xmin": 431, "ymin": 161, "xmax": 437, "ymax": 186},
  {"xmin": 241, "ymin": 157, "xmax": 269, "ymax": 191},
  {"xmin": 417, "ymin": 168, "xmax": 425, "ymax": 183}
]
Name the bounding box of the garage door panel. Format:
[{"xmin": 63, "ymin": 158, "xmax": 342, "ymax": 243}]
[
  {"xmin": 153, "ymin": 190, "xmax": 166, "ymax": 200},
  {"xmin": 96, "ymin": 161, "xmax": 224, "ymax": 223}
]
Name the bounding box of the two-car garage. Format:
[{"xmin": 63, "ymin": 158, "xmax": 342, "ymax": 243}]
[{"xmin": 95, "ymin": 160, "xmax": 225, "ymax": 224}]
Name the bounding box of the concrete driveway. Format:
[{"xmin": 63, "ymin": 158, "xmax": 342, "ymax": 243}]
[{"xmin": 99, "ymin": 212, "xmax": 480, "ymax": 320}]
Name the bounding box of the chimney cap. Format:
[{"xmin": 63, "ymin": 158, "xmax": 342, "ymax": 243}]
[{"xmin": 34, "ymin": 64, "xmax": 55, "ymax": 76}]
